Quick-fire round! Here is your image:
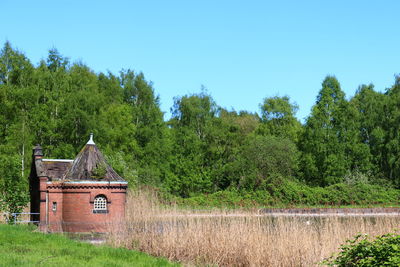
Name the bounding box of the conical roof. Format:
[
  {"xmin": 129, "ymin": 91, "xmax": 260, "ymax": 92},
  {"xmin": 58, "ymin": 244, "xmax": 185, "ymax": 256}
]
[{"xmin": 63, "ymin": 134, "xmax": 124, "ymax": 181}]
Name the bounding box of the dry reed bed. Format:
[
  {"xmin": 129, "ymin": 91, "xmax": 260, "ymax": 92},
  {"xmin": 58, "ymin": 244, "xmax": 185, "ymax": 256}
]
[{"xmin": 108, "ymin": 190, "xmax": 400, "ymax": 266}]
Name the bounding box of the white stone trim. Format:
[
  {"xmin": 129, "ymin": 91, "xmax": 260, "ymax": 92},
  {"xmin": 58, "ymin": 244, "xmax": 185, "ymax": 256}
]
[
  {"xmin": 87, "ymin": 133, "xmax": 95, "ymax": 145},
  {"xmin": 42, "ymin": 159, "xmax": 74, "ymax": 162},
  {"xmin": 47, "ymin": 181, "xmax": 128, "ymax": 184}
]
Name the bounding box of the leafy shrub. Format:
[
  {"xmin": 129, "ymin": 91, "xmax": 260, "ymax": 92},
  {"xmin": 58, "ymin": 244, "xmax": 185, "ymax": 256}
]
[
  {"xmin": 323, "ymin": 233, "xmax": 400, "ymax": 266},
  {"xmin": 344, "ymin": 169, "xmax": 371, "ymax": 185},
  {"xmin": 91, "ymin": 163, "xmax": 107, "ymax": 179},
  {"xmin": 0, "ymin": 155, "xmax": 29, "ymax": 223},
  {"xmin": 235, "ymin": 135, "xmax": 299, "ymax": 190},
  {"xmin": 165, "ymin": 175, "xmax": 400, "ymax": 208}
]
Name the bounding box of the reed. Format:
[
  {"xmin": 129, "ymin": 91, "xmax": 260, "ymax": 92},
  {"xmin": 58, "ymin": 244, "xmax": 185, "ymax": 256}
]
[{"xmin": 108, "ymin": 190, "xmax": 400, "ymax": 266}]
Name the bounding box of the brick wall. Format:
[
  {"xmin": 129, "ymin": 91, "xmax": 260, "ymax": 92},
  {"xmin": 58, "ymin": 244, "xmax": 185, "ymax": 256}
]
[{"xmin": 43, "ymin": 182, "xmax": 127, "ymax": 233}]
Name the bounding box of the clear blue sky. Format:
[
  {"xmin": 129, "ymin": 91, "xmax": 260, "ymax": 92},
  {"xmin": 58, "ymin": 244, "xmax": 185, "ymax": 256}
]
[{"xmin": 2, "ymin": 0, "xmax": 400, "ymax": 121}]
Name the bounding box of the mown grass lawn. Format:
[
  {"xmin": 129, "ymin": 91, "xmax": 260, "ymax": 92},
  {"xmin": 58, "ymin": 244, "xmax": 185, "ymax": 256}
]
[{"xmin": 0, "ymin": 224, "xmax": 179, "ymax": 267}]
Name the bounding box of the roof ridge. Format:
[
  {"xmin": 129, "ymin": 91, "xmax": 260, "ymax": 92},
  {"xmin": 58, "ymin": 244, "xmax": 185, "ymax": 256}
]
[{"xmin": 62, "ymin": 136, "xmax": 124, "ymax": 181}]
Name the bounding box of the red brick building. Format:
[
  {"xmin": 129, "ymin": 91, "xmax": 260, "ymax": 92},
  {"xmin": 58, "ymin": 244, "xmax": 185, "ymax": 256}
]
[{"xmin": 29, "ymin": 134, "xmax": 128, "ymax": 232}]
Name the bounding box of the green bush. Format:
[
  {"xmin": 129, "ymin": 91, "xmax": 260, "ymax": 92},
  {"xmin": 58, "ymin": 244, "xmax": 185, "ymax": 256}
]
[
  {"xmin": 0, "ymin": 155, "xmax": 29, "ymax": 223},
  {"xmin": 323, "ymin": 233, "xmax": 400, "ymax": 266},
  {"xmin": 173, "ymin": 181, "xmax": 400, "ymax": 208}
]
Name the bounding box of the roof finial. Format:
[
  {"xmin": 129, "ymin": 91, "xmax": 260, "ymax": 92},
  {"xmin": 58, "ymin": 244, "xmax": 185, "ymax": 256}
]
[{"xmin": 87, "ymin": 133, "xmax": 95, "ymax": 145}]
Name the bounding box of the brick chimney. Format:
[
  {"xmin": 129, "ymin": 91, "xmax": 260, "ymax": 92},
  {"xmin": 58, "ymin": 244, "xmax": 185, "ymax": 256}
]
[
  {"xmin": 33, "ymin": 145, "xmax": 43, "ymax": 160},
  {"xmin": 30, "ymin": 144, "xmax": 44, "ymax": 225}
]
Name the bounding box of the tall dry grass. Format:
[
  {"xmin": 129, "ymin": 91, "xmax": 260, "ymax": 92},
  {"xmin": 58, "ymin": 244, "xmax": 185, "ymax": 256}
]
[{"xmin": 108, "ymin": 190, "xmax": 400, "ymax": 266}]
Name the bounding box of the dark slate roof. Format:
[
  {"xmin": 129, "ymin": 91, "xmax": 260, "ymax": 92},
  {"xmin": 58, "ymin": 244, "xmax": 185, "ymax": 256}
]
[
  {"xmin": 63, "ymin": 142, "xmax": 124, "ymax": 181},
  {"xmin": 33, "ymin": 155, "xmax": 73, "ymax": 180},
  {"xmin": 33, "ymin": 135, "xmax": 125, "ymax": 182},
  {"xmin": 39, "ymin": 159, "xmax": 74, "ymax": 180}
]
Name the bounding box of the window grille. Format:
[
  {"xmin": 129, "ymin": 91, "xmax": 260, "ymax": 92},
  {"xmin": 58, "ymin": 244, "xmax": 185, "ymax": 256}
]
[{"xmin": 94, "ymin": 195, "xmax": 107, "ymax": 211}]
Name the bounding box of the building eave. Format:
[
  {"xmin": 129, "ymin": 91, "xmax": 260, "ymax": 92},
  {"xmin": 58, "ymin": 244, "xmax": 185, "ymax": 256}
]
[{"xmin": 47, "ymin": 181, "xmax": 128, "ymax": 185}]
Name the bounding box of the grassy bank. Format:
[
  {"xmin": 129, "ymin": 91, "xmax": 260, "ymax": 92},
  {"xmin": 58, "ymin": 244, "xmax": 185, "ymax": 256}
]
[{"xmin": 0, "ymin": 224, "xmax": 179, "ymax": 267}]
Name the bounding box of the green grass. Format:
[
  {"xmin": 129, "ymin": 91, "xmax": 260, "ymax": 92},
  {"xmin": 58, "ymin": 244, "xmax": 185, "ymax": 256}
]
[{"xmin": 0, "ymin": 224, "xmax": 179, "ymax": 267}]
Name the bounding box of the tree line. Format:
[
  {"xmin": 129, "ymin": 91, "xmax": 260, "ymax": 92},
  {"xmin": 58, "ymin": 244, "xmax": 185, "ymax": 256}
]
[{"xmin": 1, "ymin": 41, "xmax": 400, "ymax": 210}]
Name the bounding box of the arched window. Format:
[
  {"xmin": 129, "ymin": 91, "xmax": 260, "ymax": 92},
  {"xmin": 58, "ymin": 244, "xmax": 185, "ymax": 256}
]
[{"xmin": 93, "ymin": 195, "xmax": 107, "ymax": 213}]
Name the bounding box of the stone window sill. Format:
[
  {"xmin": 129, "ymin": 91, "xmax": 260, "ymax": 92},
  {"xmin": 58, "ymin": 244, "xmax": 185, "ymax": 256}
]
[{"xmin": 93, "ymin": 210, "xmax": 109, "ymax": 214}]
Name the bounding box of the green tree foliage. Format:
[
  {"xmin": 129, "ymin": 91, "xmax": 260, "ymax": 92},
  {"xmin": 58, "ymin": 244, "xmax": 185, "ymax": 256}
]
[
  {"xmin": 167, "ymin": 92, "xmax": 218, "ymax": 196},
  {"xmin": 166, "ymin": 92, "xmax": 259, "ymax": 196},
  {"xmin": 0, "ymin": 41, "xmax": 34, "ymax": 86},
  {"xmin": 301, "ymin": 76, "xmax": 354, "ymax": 186},
  {"xmin": 0, "ymin": 42, "xmax": 36, "ymax": 181},
  {"xmin": 0, "ymin": 42, "xmax": 170, "ymax": 203},
  {"xmin": 382, "ymin": 76, "xmax": 400, "ymax": 186},
  {"xmin": 0, "ymin": 155, "xmax": 29, "ymax": 222},
  {"xmin": 213, "ymin": 110, "xmax": 259, "ymax": 189},
  {"xmin": 2, "ymin": 41, "xmax": 400, "ymax": 208},
  {"xmin": 258, "ymin": 96, "xmax": 302, "ymax": 142},
  {"xmin": 351, "ymin": 84, "xmax": 385, "ymax": 176},
  {"xmin": 120, "ymin": 70, "xmax": 170, "ymax": 185},
  {"xmin": 233, "ymin": 135, "xmax": 299, "ymax": 190}
]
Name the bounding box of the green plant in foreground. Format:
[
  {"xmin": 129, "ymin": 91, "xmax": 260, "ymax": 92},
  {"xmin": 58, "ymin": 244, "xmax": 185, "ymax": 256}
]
[
  {"xmin": 323, "ymin": 233, "xmax": 400, "ymax": 266},
  {"xmin": 91, "ymin": 163, "xmax": 107, "ymax": 180}
]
